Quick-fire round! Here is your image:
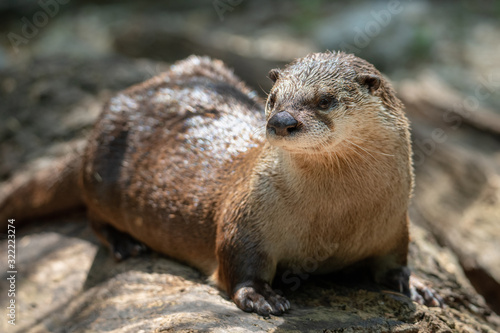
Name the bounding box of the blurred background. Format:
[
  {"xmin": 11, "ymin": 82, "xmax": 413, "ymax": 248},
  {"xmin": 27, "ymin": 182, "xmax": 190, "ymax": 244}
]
[
  {"xmin": 0, "ymin": 0, "xmax": 500, "ymax": 323},
  {"xmin": 1, "ymin": 0, "xmax": 500, "ymax": 175},
  {"xmin": 1, "ymin": 0, "xmax": 500, "ymax": 98}
]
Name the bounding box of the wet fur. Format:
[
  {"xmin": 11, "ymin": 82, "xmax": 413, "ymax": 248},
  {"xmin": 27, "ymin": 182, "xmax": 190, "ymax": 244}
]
[{"xmin": 214, "ymin": 53, "xmax": 413, "ymax": 301}]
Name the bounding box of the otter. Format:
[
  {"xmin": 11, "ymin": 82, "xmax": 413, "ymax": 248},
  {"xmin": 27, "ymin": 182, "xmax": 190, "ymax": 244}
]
[{"xmin": 0, "ymin": 52, "xmax": 440, "ymax": 316}]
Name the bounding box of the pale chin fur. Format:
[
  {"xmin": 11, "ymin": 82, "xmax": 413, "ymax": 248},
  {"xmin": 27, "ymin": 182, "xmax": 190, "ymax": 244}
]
[{"xmin": 266, "ymin": 132, "xmax": 345, "ymax": 154}]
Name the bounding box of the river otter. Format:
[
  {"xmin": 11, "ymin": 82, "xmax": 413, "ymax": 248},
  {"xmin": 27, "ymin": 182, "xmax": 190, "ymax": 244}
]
[{"xmin": 0, "ymin": 52, "xmax": 440, "ymax": 316}]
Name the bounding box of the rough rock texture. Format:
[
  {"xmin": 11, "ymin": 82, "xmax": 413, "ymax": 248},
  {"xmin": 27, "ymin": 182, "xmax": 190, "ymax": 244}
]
[
  {"xmin": 398, "ymin": 74, "xmax": 500, "ymax": 315},
  {"xmin": 0, "ymin": 56, "xmax": 168, "ymax": 180},
  {"xmin": 1, "ymin": 58, "xmax": 499, "ymax": 332}
]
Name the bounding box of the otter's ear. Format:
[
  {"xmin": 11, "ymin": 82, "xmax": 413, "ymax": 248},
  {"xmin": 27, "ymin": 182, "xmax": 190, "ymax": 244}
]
[
  {"xmin": 268, "ymin": 69, "xmax": 280, "ymax": 83},
  {"xmin": 356, "ymin": 74, "xmax": 381, "ymax": 94}
]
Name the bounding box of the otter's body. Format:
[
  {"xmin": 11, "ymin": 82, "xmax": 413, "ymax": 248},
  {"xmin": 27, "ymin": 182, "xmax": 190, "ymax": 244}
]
[
  {"xmin": 81, "ymin": 57, "xmax": 266, "ymax": 274},
  {"xmin": 80, "ymin": 53, "xmax": 413, "ymax": 315},
  {"xmin": 2, "ymin": 52, "xmax": 415, "ymax": 315}
]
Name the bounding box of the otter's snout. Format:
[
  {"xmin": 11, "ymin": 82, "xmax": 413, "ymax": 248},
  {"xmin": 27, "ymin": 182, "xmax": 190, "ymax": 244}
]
[{"xmin": 267, "ymin": 111, "xmax": 299, "ymax": 137}]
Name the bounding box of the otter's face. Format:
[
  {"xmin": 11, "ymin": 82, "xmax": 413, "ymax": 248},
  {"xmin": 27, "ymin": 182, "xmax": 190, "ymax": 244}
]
[{"xmin": 265, "ymin": 56, "xmax": 382, "ymax": 154}]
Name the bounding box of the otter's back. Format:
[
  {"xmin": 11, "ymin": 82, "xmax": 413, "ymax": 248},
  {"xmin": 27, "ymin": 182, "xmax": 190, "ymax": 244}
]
[{"xmin": 80, "ymin": 56, "xmax": 264, "ymax": 272}]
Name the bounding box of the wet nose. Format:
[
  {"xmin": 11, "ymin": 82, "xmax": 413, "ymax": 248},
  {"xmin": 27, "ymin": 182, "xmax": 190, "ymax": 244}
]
[{"xmin": 267, "ymin": 111, "xmax": 299, "ymax": 137}]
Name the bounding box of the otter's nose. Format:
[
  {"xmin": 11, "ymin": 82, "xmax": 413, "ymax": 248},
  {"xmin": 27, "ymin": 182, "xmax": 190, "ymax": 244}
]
[{"xmin": 267, "ymin": 111, "xmax": 299, "ymax": 137}]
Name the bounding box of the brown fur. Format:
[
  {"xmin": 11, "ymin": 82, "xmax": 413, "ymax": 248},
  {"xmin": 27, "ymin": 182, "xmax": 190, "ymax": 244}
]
[
  {"xmin": 0, "ymin": 52, "xmax": 414, "ymax": 316},
  {"xmin": 213, "ymin": 53, "xmax": 413, "ymax": 314}
]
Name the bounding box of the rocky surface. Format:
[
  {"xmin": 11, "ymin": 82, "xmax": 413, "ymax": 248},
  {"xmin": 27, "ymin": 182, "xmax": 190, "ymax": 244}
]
[
  {"xmin": 0, "ymin": 56, "xmax": 168, "ymax": 180},
  {"xmin": 399, "ymin": 74, "xmax": 500, "ymax": 316}
]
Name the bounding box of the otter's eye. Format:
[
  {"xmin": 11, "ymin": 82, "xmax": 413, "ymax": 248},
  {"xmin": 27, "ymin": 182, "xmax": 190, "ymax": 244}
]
[
  {"xmin": 318, "ymin": 96, "xmax": 338, "ymax": 110},
  {"xmin": 318, "ymin": 98, "xmax": 330, "ymax": 109},
  {"xmin": 267, "ymin": 94, "xmax": 276, "ymax": 110},
  {"xmin": 318, "ymin": 96, "xmax": 337, "ymax": 110}
]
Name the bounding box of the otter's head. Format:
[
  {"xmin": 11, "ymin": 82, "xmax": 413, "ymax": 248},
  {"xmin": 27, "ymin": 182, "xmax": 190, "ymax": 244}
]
[{"xmin": 265, "ymin": 51, "xmax": 403, "ymax": 153}]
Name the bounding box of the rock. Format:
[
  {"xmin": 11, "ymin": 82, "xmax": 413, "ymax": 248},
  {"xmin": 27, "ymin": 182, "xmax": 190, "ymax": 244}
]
[
  {"xmin": 0, "ymin": 55, "xmax": 168, "ymax": 180},
  {"xmin": 398, "ymin": 73, "xmax": 500, "ymax": 315}
]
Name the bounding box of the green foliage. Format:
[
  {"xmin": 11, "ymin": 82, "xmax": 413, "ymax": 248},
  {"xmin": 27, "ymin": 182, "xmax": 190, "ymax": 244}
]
[{"xmin": 291, "ymin": 0, "xmax": 326, "ymax": 32}]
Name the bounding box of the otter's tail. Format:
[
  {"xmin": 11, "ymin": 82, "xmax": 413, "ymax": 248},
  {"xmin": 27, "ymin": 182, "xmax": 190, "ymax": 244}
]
[{"xmin": 0, "ymin": 153, "xmax": 84, "ymax": 229}]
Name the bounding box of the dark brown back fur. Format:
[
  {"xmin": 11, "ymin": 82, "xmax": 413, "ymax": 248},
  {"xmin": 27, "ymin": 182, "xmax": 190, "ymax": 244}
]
[{"xmin": 80, "ymin": 56, "xmax": 265, "ymax": 273}]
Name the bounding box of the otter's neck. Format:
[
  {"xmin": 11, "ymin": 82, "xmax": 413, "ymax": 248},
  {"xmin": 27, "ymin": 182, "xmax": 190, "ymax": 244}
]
[{"xmin": 273, "ymin": 140, "xmax": 395, "ymax": 192}]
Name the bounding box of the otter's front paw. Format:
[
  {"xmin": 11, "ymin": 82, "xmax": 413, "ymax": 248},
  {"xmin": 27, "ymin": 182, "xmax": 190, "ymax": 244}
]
[
  {"xmin": 233, "ymin": 282, "xmax": 290, "ymax": 316},
  {"xmin": 410, "ymin": 275, "xmax": 444, "ymax": 308},
  {"xmin": 381, "ymin": 266, "xmax": 411, "ymax": 297},
  {"xmin": 381, "ymin": 267, "xmax": 444, "ymax": 307}
]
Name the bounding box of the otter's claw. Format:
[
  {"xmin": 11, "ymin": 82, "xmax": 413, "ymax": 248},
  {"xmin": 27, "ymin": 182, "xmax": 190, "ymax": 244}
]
[
  {"xmin": 410, "ymin": 275, "xmax": 445, "ymax": 307},
  {"xmin": 109, "ymin": 231, "xmax": 149, "ymax": 262},
  {"xmin": 234, "ymin": 283, "xmax": 290, "ymax": 316}
]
